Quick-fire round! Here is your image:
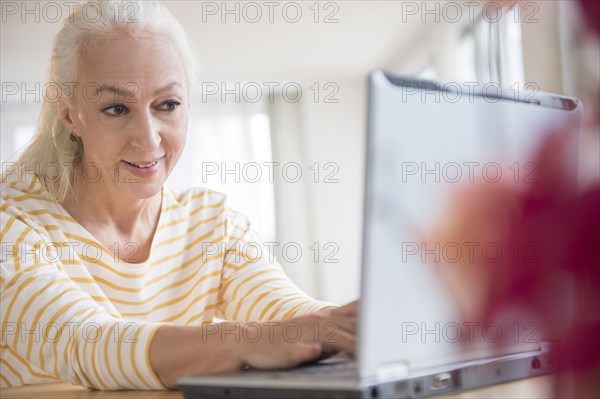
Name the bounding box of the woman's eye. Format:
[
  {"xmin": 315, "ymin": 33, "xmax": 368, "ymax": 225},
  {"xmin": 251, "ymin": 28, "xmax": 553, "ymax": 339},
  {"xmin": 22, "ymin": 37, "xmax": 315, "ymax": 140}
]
[
  {"xmin": 158, "ymin": 100, "xmax": 181, "ymax": 112},
  {"xmin": 103, "ymin": 104, "xmax": 129, "ymax": 116}
]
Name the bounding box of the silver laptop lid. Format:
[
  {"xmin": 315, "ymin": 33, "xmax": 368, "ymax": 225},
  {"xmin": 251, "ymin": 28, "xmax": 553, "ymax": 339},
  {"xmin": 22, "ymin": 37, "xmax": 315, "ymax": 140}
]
[{"xmin": 358, "ymin": 70, "xmax": 582, "ymax": 385}]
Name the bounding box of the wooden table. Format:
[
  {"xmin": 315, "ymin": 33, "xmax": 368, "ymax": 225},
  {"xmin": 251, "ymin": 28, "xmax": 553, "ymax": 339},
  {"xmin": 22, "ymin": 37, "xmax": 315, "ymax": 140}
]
[{"xmin": 0, "ymin": 375, "xmax": 554, "ymax": 398}]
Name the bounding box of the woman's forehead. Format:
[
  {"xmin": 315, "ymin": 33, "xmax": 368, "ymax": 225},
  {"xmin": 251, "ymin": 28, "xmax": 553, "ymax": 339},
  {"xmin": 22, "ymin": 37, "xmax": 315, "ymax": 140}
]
[{"xmin": 76, "ymin": 33, "xmax": 187, "ymax": 95}]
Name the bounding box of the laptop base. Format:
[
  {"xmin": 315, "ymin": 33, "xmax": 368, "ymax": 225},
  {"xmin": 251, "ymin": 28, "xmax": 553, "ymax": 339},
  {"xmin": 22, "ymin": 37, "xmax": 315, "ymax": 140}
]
[{"xmin": 179, "ymin": 343, "xmax": 554, "ymax": 399}]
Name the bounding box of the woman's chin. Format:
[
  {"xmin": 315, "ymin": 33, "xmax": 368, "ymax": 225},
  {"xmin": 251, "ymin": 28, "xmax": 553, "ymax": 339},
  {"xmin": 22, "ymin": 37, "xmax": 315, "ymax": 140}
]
[{"xmin": 117, "ymin": 181, "xmax": 164, "ymax": 200}]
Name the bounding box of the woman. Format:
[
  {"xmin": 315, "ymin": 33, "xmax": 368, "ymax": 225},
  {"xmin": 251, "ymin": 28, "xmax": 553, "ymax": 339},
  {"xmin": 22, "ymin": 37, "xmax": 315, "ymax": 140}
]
[{"xmin": 0, "ymin": 0, "xmax": 357, "ymax": 390}]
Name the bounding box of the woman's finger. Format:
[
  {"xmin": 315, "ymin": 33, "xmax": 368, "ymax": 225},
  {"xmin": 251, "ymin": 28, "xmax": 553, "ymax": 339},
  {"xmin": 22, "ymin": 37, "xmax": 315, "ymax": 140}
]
[
  {"xmin": 331, "ymin": 300, "xmax": 358, "ymax": 317},
  {"xmin": 320, "ymin": 328, "xmax": 356, "ymax": 355},
  {"xmin": 325, "ymin": 315, "xmax": 357, "ymax": 336}
]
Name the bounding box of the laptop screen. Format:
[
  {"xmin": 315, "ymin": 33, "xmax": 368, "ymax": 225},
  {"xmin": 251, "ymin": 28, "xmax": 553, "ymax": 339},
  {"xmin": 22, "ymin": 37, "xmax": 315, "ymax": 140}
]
[{"xmin": 358, "ymin": 70, "xmax": 581, "ymax": 382}]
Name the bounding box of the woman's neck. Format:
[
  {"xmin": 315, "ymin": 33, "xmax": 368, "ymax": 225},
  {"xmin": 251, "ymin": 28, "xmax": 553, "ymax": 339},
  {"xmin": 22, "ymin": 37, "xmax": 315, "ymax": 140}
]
[{"xmin": 61, "ymin": 175, "xmax": 163, "ymax": 238}]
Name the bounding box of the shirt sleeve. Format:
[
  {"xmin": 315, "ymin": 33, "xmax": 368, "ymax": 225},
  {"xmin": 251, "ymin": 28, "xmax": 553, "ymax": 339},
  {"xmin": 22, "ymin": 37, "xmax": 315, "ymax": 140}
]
[
  {"xmin": 0, "ymin": 199, "xmax": 166, "ymax": 390},
  {"xmin": 215, "ymin": 207, "xmax": 336, "ymax": 322}
]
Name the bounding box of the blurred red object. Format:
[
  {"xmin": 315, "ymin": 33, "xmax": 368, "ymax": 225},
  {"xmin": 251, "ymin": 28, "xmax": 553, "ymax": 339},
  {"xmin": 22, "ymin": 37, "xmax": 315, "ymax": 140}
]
[
  {"xmin": 579, "ymin": 0, "xmax": 600, "ymax": 36},
  {"xmin": 487, "ymin": 132, "xmax": 600, "ymax": 374},
  {"xmin": 491, "ymin": 0, "xmax": 600, "ymax": 376},
  {"xmin": 427, "ymin": 0, "xmax": 600, "ymax": 396}
]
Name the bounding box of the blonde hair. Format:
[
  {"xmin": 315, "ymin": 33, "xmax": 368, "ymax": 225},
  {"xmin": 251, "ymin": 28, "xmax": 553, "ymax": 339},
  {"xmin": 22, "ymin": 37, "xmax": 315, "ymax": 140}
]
[{"xmin": 7, "ymin": 0, "xmax": 198, "ymax": 204}]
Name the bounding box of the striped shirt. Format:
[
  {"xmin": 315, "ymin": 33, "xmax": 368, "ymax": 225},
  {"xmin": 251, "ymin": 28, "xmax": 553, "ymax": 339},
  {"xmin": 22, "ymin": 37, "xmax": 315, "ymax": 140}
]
[{"xmin": 0, "ymin": 172, "xmax": 332, "ymax": 389}]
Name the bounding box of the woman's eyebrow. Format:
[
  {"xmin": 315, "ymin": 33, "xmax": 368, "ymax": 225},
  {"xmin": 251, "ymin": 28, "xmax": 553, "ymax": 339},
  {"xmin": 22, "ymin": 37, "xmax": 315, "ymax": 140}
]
[
  {"xmin": 154, "ymin": 81, "xmax": 183, "ymax": 95},
  {"xmin": 95, "ymin": 84, "xmax": 137, "ymax": 98},
  {"xmin": 93, "ymin": 82, "xmax": 183, "ymax": 98}
]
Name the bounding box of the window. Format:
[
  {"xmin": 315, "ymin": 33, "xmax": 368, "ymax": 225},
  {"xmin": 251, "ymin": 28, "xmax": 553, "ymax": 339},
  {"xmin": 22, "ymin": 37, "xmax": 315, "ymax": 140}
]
[
  {"xmin": 168, "ymin": 96, "xmax": 276, "ymax": 242},
  {"xmin": 473, "ymin": 5, "xmax": 525, "ymax": 87},
  {"xmin": 416, "ymin": 4, "xmax": 525, "ymax": 89}
]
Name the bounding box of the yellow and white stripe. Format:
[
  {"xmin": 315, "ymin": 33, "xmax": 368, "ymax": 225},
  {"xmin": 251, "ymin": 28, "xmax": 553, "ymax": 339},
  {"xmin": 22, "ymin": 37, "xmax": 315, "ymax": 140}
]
[{"xmin": 1, "ymin": 172, "xmax": 332, "ymax": 389}]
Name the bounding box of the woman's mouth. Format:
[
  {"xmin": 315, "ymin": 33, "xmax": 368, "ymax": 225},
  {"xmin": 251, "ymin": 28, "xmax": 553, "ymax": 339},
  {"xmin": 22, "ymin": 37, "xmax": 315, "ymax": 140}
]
[
  {"xmin": 123, "ymin": 159, "xmax": 160, "ymax": 169},
  {"xmin": 121, "ymin": 156, "xmax": 164, "ymax": 178}
]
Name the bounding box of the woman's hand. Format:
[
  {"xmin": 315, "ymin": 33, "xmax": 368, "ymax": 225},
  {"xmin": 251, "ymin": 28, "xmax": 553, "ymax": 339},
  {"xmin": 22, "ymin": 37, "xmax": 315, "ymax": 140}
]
[
  {"xmin": 239, "ymin": 300, "xmax": 358, "ymax": 370},
  {"xmin": 306, "ymin": 300, "xmax": 358, "ymax": 355}
]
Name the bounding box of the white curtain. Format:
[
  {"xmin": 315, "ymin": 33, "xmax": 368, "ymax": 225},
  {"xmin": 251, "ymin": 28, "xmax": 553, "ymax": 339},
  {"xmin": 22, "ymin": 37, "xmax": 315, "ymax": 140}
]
[
  {"xmin": 0, "ymin": 103, "xmax": 39, "ymax": 168},
  {"xmin": 168, "ymin": 96, "xmax": 276, "ymax": 243},
  {"xmin": 171, "ymin": 92, "xmax": 321, "ymax": 297},
  {"xmin": 266, "ymin": 94, "xmax": 321, "ymax": 298}
]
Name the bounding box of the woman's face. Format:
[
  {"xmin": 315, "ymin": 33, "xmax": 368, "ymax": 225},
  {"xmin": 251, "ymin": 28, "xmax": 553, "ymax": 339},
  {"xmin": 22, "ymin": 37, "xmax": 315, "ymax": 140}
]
[{"xmin": 61, "ymin": 32, "xmax": 189, "ymax": 200}]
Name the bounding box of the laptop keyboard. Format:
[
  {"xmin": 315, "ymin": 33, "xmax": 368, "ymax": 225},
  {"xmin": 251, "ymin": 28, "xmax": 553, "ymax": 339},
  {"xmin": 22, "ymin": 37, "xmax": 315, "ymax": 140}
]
[
  {"xmin": 262, "ymin": 356, "xmax": 358, "ymax": 381},
  {"xmin": 238, "ymin": 354, "xmax": 357, "ymax": 381},
  {"xmin": 296, "ymin": 360, "xmax": 357, "ymax": 374}
]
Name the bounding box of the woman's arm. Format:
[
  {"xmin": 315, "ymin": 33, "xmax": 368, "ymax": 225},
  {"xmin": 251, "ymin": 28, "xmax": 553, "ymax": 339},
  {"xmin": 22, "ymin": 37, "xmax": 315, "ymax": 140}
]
[
  {"xmin": 149, "ymin": 321, "xmax": 322, "ymax": 389},
  {"xmin": 1, "ymin": 201, "xmax": 165, "ymax": 390},
  {"xmin": 149, "ymin": 323, "xmax": 241, "ymax": 389},
  {"xmin": 149, "ymin": 301, "xmax": 358, "ymax": 389}
]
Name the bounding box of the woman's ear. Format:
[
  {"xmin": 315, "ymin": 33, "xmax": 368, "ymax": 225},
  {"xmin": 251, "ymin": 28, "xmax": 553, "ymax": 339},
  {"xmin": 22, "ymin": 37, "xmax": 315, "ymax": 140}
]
[{"xmin": 58, "ymin": 99, "xmax": 77, "ymax": 133}]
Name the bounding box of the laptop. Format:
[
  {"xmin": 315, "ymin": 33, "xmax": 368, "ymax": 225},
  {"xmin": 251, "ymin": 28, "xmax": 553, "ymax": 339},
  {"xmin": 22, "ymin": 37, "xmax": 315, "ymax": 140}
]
[{"xmin": 178, "ymin": 70, "xmax": 582, "ymax": 399}]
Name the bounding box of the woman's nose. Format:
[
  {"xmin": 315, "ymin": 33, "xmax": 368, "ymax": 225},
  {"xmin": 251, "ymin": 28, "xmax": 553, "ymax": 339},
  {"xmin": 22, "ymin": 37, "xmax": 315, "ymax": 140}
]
[{"xmin": 129, "ymin": 110, "xmax": 161, "ymax": 151}]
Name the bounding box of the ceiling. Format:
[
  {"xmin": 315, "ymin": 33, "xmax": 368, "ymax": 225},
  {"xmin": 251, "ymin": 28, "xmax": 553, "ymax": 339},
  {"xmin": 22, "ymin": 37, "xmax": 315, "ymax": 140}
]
[{"xmin": 0, "ymin": 1, "xmax": 448, "ymax": 86}]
